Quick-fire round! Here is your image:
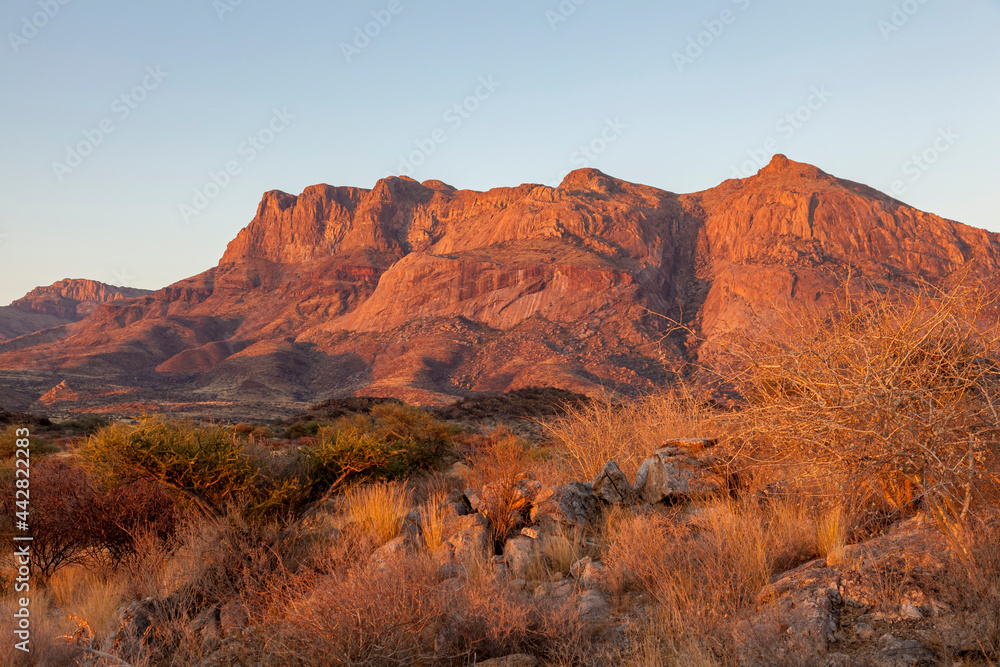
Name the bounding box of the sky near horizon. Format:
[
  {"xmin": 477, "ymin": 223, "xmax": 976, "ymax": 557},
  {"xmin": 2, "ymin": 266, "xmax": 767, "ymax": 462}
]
[{"xmin": 1, "ymin": 0, "xmax": 998, "ymax": 306}]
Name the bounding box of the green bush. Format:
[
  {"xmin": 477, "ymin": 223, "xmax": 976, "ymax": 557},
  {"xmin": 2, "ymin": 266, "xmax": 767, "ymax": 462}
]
[
  {"xmin": 285, "ymin": 420, "xmax": 322, "ymax": 439},
  {"xmin": 0, "ymin": 426, "xmax": 60, "ymax": 460},
  {"xmin": 81, "ymin": 417, "xmax": 302, "ymax": 521},
  {"xmin": 60, "ymin": 415, "xmax": 110, "ymax": 435},
  {"xmin": 303, "ymin": 404, "xmax": 458, "ymax": 498},
  {"xmin": 79, "ymin": 408, "xmax": 458, "ymax": 523}
]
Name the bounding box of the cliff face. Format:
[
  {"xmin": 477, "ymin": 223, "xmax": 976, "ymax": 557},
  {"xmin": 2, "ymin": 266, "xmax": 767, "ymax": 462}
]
[
  {"xmin": 0, "ymin": 279, "xmax": 152, "ymax": 342},
  {"xmin": 2, "ymin": 155, "xmax": 997, "ymax": 414}
]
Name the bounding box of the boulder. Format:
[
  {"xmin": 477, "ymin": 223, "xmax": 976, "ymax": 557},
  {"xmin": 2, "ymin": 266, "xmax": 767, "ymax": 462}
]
[
  {"xmin": 504, "ymin": 536, "xmax": 537, "ymax": 580},
  {"xmin": 870, "ymin": 635, "xmax": 937, "ymax": 667},
  {"xmin": 591, "ymin": 460, "xmax": 637, "ymax": 505},
  {"xmin": 735, "ymin": 558, "xmax": 841, "ymax": 663},
  {"xmin": 633, "ymin": 440, "xmax": 729, "ymax": 504},
  {"xmin": 530, "ymin": 482, "xmax": 599, "ymax": 529},
  {"xmin": 370, "ymin": 535, "xmax": 412, "ymax": 569},
  {"xmin": 433, "ymin": 512, "xmax": 492, "ymax": 574},
  {"xmin": 575, "ymin": 589, "xmax": 612, "ymax": 623},
  {"xmin": 570, "ymin": 556, "xmax": 608, "ymax": 590}
]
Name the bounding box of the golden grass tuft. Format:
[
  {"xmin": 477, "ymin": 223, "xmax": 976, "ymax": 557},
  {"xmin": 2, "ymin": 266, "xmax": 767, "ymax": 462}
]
[
  {"xmin": 342, "ymin": 480, "xmax": 412, "ymax": 545},
  {"xmin": 47, "ymin": 564, "xmax": 126, "ymax": 640},
  {"xmin": 816, "ymin": 505, "xmax": 847, "ymax": 565},
  {"xmin": 418, "ymin": 490, "xmax": 448, "ymax": 552}
]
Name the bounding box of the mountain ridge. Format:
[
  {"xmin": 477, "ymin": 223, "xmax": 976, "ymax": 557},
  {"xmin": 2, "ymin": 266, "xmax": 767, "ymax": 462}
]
[{"xmin": 2, "ymin": 155, "xmax": 997, "ymax": 418}]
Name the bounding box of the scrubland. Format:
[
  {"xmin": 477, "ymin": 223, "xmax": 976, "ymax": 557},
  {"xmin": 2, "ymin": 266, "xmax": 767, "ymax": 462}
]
[{"xmin": 2, "ymin": 282, "xmax": 999, "ymax": 666}]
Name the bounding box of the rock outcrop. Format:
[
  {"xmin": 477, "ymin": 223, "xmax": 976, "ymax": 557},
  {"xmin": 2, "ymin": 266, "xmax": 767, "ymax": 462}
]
[{"xmin": 0, "ymin": 279, "xmax": 150, "ymax": 343}]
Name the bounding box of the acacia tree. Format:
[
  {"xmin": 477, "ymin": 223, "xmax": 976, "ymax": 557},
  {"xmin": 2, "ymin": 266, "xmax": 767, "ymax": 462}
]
[{"xmin": 80, "ymin": 417, "xmax": 262, "ymax": 520}]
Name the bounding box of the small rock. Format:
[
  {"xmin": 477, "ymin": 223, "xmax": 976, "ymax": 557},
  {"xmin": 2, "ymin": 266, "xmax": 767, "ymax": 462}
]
[
  {"xmin": 534, "ymin": 581, "xmax": 574, "ymax": 600},
  {"xmin": 853, "ymin": 622, "xmax": 875, "ymax": 640},
  {"xmin": 576, "ymin": 589, "xmax": 611, "ymax": 623},
  {"xmin": 521, "ymin": 527, "xmax": 539, "ymax": 539},
  {"xmin": 218, "ymin": 601, "xmax": 248, "ymax": 637},
  {"xmin": 569, "ymin": 556, "xmax": 592, "ymax": 579},
  {"xmin": 189, "ymin": 606, "xmax": 221, "ymax": 648},
  {"xmin": 900, "ymin": 603, "xmax": 922, "ymax": 620},
  {"xmin": 434, "ymin": 513, "xmax": 492, "ymax": 569},
  {"xmin": 465, "ymin": 488, "xmax": 482, "ymax": 512},
  {"xmin": 570, "ymin": 556, "xmax": 608, "ymax": 589},
  {"xmin": 370, "ymin": 536, "xmax": 411, "ymax": 569}
]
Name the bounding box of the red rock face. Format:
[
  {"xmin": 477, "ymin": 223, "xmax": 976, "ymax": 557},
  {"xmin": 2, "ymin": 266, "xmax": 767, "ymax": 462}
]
[
  {"xmin": 0, "ymin": 279, "xmax": 152, "ymax": 342},
  {"xmin": 2, "ymin": 155, "xmax": 998, "ymax": 414}
]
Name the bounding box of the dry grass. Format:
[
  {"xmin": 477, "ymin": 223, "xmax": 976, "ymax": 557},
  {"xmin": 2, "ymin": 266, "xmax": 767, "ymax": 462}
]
[
  {"xmin": 603, "ymin": 497, "xmax": 825, "ymax": 659},
  {"xmin": 540, "ymin": 524, "xmax": 592, "ymax": 576},
  {"xmin": 544, "ymin": 391, "xmax": 719, "ymax": 481},
  {"xmin": 418, "ymin": 490, "xmax": 448, "ymax": 552},
  {"xmin": 47, "ymin": 563, "xmax": 126, "ymax": 640},
  {"xmin": 0, "ymin": 591, "xmax": 82, "ymax": 667},
  {"xmin": 341, "ymin": 480, "xmax": 412, "ymax": 545},
  {"xmin": 945, "ymin": 512, "xmax": 1000, "ymax": 657},
  {"xmin": 816, "ymin": 505, "xmax": 847, "ymax": 565},
  {"xmin": 258, "ymin": 551, "xmax": 598, "ymax": 666}
]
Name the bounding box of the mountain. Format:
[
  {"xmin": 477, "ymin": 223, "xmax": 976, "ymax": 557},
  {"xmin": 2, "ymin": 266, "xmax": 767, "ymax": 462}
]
[
  {"xmin": 1, "ymin": 155, "xmax": 997, "ymax": 418},
  {"xmin": 0, "ymin": 279, "xmax": 151, "ymax": 342}
]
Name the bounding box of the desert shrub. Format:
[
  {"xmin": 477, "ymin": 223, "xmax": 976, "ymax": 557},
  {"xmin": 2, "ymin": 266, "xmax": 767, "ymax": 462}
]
[
  {"xmin": 60, "ymin": 416, "xmax": 110, "ymax": 435},
  {"xmin": 727, "ymin": 281, "xmax": 1000, "ymax": 528},
  {"xmin": 80, "ymin": 412, "xmax": 455, "ymax": 526},
  {"xmin": 233, "ymin": 422, "xmax": 255, "ymax": 436},
  {"xmin": 1, "ymin": 460, "xmax": 95, "ymax": 583},
  {"xmin": 464, "ymin": 430, "xmax": 532, "ymax": 544},
  {"xmin": 0, "ymin": 425, "xmax": 60, "ymax": 459},
  {"xmin": 303, "ymin": 407, "xmax": 457, "ymax": 502},
  {"xmin": 251, "ymin": 425, "xmax": 273, "ymax": 439},
  {"xmin": 544, "ymin": 391, "xmax": 718, "ymax": 481},
  {"xmin": 81, "ymin": 417, "xmax": 308, "ymax": 521},
  {"xmin": 0, "ymin": 459, "xmax": 179, "ymax": 582},
  {"xmin": 286, "ymin": 420, "xmax": 322, "ymax": 439},
  {"xmin": 90, "ymin": 479, "xmax": 178, "ymax": 567}
]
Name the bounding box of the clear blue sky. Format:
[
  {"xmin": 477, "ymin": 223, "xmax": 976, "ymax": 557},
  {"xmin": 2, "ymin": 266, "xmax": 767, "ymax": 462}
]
[{"xmin": 1, "ymin": 0, "xmax": 998, "ymax": 305}]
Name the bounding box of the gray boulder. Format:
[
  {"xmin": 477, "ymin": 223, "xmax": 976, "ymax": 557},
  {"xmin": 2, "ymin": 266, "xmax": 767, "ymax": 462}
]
[
  {"xmin": 633, "ymin": 439, "xmax": 728, "ymax": 504},
  {"xmin": 591, "ymin": 460, "xmax": 637, "ymax": 505},
  {"xmin": 530, "ymin": 482, "xmax": 599, "ymax": 528}
]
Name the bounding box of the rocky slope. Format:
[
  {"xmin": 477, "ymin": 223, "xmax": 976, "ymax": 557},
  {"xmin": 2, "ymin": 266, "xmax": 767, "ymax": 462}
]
[{"xmin": 1, "ymin": 156, "xmax": 997, "ymax": 416}]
